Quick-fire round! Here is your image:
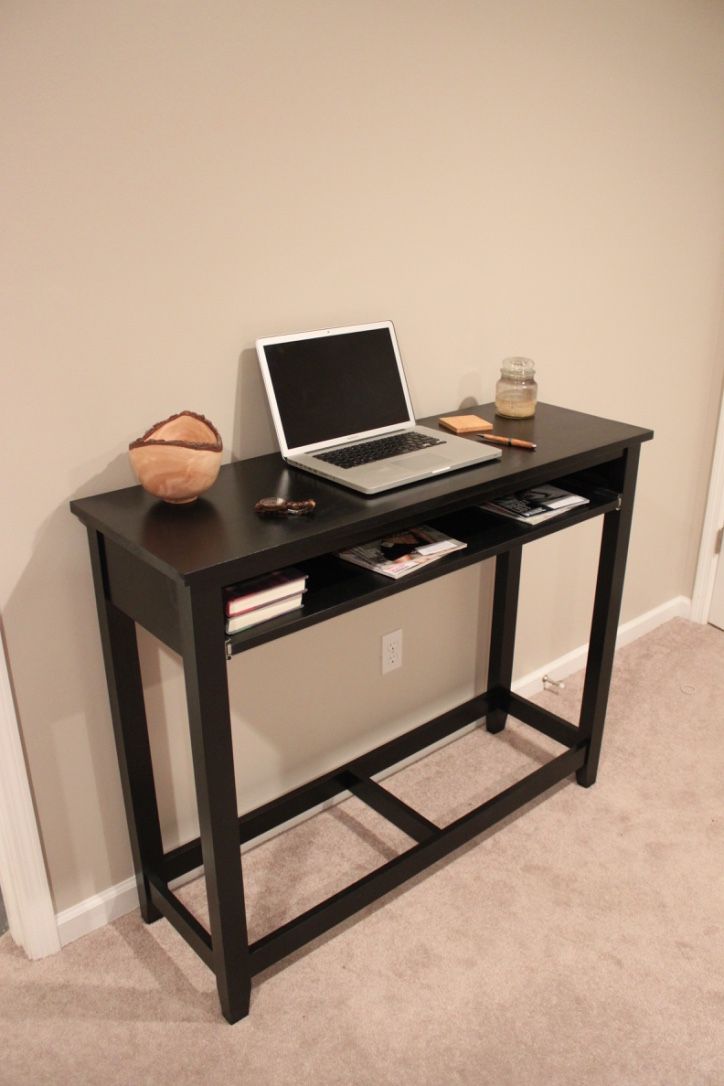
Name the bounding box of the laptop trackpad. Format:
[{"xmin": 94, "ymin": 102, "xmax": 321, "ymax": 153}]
[{"xmin": 379, "ymin": 452, "xmax": 451, "ymax": 475}]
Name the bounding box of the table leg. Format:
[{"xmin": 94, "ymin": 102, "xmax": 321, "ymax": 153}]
[
  {"xmin": 486, "ymin": 545, "xmax": 522, "ymax": 734},
  {"xmin": 178, "ymin": 583, "xmax": 251, "ymax": 1024},
  {"xmin": 86, "ymin": 529, "xmax": 163, "ymax": 924},
  {"xmin": 577, "ymin": 445, "xmax": 641, "ymax": 787}
]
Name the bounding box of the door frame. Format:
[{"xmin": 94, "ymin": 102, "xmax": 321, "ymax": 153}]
[
  {"xmin": 692, "ymin": 378, "xmax": 724, "ymax": 622},
  {"xmin": 0, "ymin": 626, "xmax": 60, "ymax": 958}
]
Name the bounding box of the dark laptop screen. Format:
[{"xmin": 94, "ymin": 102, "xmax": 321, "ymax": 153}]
[{"xmin": 263, "ymin": 327, "xmax": 411, "ymax": 449}]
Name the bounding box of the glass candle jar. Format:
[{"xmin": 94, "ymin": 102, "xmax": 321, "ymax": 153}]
[{"xmin": 495, "ymin": 357, "xmax": 537, "ymax": 418}]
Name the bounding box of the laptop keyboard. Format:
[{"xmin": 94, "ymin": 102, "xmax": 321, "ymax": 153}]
[{"xmin": 314, "ymin": 431, "xmax": 445, "ymax": 469}]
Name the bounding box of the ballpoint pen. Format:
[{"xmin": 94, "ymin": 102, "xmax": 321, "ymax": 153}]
[{"xmin": 479, "ymin": 433, "xmax": 537, "ymax": 451}]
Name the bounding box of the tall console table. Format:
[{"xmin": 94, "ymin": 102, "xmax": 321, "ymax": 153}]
[{"xmin": 71, "ymin": 402, "xmax": 652, "ymax": 1022}]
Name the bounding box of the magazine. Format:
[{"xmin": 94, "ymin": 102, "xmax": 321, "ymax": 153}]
[
  {"xmin": 337, "ymin": 525, "xmax": 467, "ymax": 579},
  {"xmin": 481, "ymin": 484, "xmax": 589, "ymax": 526}
]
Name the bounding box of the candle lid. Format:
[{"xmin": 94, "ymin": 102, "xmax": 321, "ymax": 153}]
[{"xmin": 501, "ymin": 356, "xmax": 535, "ymax": 378}]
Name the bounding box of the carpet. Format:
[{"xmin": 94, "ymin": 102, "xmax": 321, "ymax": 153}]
[{"xmin": 1, "ymin": 618, "xmax": 722, "ymax": 1085}]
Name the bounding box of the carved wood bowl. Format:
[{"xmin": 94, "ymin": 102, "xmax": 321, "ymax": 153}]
[{"xmin": 129, "ymin": 411, "xmax": 223, "ymax": 503}]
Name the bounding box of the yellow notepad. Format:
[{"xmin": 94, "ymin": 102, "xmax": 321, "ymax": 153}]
[{"xmin": 438, "ymin": 414, "xmax": 494, "ymax": 434}]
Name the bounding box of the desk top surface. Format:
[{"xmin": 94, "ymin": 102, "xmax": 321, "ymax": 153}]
[{"xmin": 70, "ymin": 403, "xmax": 653, "ymax": 586}]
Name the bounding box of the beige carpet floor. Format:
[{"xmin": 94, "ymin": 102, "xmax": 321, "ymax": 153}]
[{"xmin": 1, "ymin": 617, "xmax": 723, "ymax": 1085}]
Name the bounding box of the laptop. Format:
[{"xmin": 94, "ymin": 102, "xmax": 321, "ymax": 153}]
[{"xmin": 255, "ymin": 321, "xmax": 501, "ymax": 495}]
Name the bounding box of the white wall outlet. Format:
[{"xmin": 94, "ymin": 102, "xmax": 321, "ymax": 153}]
[{"xmin": 381, "ymin": 629, "xmax": 403, "ymax": 674}]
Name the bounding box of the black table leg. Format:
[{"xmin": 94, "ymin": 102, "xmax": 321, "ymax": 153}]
[
  {"xmin": 87, "ymin": 529, "xmax": 163, "ymax": 924},
  {"xmin": 577, "ymin": 446, "xmax": 641, "ymax": 787},
  {"xmin": 486, "ymin": 545, "xmax": 523, "ymax": 734},
  {"xmin": 178, "ymin": 583, "xmax": 252, "ymax": 1024}
]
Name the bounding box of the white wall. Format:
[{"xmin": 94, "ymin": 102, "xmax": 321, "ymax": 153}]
[{"xmin": 2, "ymin": 0, "xmax": 723, "ymax": 915}]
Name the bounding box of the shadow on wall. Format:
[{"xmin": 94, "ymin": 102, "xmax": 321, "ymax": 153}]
[
  {"xmin": 3, "ymin": 449, "xmax": 209, "ymax": 910},
  {"xmin": 4, "ymin": 382, "xmax": 496, "ymax": 912},
  {"xmin": 230, "ymin": 345, "xmax": 492, "ymax": 463},
  {"xmin": 0, "ymin": 364, "xmax": 273, "ymax": 909},
  {"xmin": 0, "ymin": 887, "xmax": 7, "ymax": 936},
  {"xmin": 232, "ymin": 348, "xmax": 277, "ymax": 462},
  {"xmin": 2, "ymin": 457, "xmax": 142, "ymax": 909}
]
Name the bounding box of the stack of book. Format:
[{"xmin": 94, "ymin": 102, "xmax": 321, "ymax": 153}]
[
  {"xmin": 337, "ymin": 525, "xmax": 467, "ymax": 579},
  {"xmin": 224, "ymin": 568, "xmax": 307, "ymax": 634},
  {"xmin": 481, "ymin": 484, "xmax": 589, "ymax": 526}
]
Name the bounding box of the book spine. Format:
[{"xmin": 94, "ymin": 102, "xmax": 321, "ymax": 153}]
[
  {"xmin": 225, "ymin": 574, "xmax": 306, "ymax": 616},
  {"xmin": 225, "ymin": 593, "xmax": 305, "ymax": 634}
]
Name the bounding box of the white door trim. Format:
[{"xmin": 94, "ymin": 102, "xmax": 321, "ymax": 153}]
[
  {"xmin": 692, "ymin": 378, "xmax": 724, "ymax": 623},
  {"xmin": 0, "ymin": 626, "xmax": 60, "ymax": 958}
]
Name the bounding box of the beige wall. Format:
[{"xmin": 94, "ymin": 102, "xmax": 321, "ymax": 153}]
[{"xmin": 2, "ymin": 1, "xmax": 723, "ymax": 914}]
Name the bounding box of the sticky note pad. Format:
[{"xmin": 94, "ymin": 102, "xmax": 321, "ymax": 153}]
[{"xmin": 438, "ymin": 414, "xmax": 494, "ymax": 434}]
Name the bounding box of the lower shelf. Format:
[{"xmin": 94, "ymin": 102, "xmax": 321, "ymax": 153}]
[
  {"xmin": 247, "ymin": 741, "xmax": 586, "ymax": 975},
  {"xmin": 154, "ymin": 689, "xmax": 587, "ymax": 980}
]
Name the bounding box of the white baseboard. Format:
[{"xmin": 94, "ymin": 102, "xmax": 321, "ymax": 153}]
[
  {"xmin": 55, "ymin": 595, "xmax": 692, "ymax": 949},
  {"xmin": 56, "ymin": 876, "xmax": 140, "ymax": 947},
  {"xmin": 512, "ymin": 595, "xmax": 692, "ymax": 699}
]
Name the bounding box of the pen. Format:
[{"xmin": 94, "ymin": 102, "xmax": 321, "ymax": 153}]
[{"xmin": 479, "ymin": 434, "xmax": 537, "ymax": 451}]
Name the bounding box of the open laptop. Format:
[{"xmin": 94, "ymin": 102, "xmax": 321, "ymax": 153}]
[{"xmin": 255, "ymin": 321, "xmax": 501, "ymax": 495}]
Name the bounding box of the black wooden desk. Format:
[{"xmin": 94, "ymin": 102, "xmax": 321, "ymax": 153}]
[{"xmin": 71, "ymin": 402, "xmax": 652, "ymax": 1023}]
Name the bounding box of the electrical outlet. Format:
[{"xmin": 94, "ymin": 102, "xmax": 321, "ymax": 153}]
[{"xmin": 381, "ymin": 629, "xmax": 402, "ymax": 674}]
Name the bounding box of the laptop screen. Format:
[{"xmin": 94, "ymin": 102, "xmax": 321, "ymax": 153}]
[{"xmin": 257, "ymin": 324, "xmax": 414, "ymax": 453}]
